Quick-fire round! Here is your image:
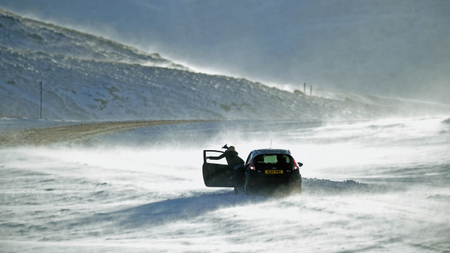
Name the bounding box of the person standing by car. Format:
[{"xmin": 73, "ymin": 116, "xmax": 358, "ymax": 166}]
[{"xmin": 207, "ymin": 145, "xmax": 244, "ymax": 194}]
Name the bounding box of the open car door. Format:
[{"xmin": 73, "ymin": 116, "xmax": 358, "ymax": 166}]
[{"xmin": 202, "ymin": 150, "xmax": 233, "ymax": 187}]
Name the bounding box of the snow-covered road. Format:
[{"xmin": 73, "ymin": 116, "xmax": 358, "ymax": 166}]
[{"xmin": 1, "ymin": 117, "xmax": 450, "ymax": 252}]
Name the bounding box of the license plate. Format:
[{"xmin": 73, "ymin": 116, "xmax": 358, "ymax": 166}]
[{"xmin": 265, "ymin": 170, "xmax": 283, "ymax": 174}]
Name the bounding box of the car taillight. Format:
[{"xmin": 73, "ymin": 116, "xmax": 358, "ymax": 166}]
[
  {"xmin": 249, "ymin": 159, "xmax": 256, "ymax": 170},
  {"xmin": 292, "ymin": 159, "xmax": 299, "ymax": 170}
]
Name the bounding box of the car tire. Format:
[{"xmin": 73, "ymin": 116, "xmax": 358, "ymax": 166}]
[
  {"xmin": 244, "ymin": 185, "xmax": 251, "ymax": 196},
  {"xmin": 243, "ymin": 172, "xmax": 251, "ymax": 195}
]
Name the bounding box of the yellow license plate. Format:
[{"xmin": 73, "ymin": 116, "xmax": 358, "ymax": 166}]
[{"xmin": 265, "ymin": 170, "xmax": 283, "ymax": 174}]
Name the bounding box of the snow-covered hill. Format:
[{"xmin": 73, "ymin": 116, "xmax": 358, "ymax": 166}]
[
  {"xmin": 1, "ymin": 0, "xmax": 449, "ymax": 104},
  {"xmin": 1, "ymin": 9, "xmax": 449, "ymax": 120}
]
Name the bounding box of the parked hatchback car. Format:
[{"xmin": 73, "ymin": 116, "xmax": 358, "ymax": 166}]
[{"xmin": 203, "ymin": 148, "xmax": 303, "ymax": 195}]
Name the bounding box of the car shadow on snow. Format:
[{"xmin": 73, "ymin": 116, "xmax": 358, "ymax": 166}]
[
  {"xmin": 56, "ymin": 190, "xmax": 267, "ymax": 234},
  {"xmin": 53, "ymin": 179, "xmax": 399, "ymax": 237},
  {"xmin": 112, "ymin": 191, "xmax": 267, "ymax": 229}
]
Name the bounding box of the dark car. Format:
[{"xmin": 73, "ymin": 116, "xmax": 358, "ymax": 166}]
[{"xmin": 203, "ymin": 149, "xmax": 303, "ymax": 195}]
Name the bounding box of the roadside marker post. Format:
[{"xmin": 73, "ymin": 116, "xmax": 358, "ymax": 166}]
[{"xmin": 40, "ymin": 81, "xmax": 43, "ymax": 119}]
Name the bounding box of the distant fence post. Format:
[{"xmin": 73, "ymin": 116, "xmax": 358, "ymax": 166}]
[{"xmin": 40, "ymin": 81, "xmax": 43, "ymax": 119}]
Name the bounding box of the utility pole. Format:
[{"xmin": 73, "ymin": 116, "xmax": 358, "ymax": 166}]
[
  {"xmin": 310, "ymin": 85, "xmax": 312, "ymax": 96},
  {"xmin": 40, "ymin": 81, "xmax": 43, "ymax": 119},
  {"xmin": 304, "ymin": 83, "xmax": 306, "ymax": 94}
]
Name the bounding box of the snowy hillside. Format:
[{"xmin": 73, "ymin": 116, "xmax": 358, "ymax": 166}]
[
  {"xmin": 1, "ymin": 9, "xmax": 449, "ymax": 120},
  {"xmin": 1, "ymin": 0, "xmax": 449, "ymax": 104}
]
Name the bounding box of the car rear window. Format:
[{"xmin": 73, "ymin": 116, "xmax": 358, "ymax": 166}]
[{"xmin": 255, "ymin": 154, "xmax": 292, "ymax": 164}]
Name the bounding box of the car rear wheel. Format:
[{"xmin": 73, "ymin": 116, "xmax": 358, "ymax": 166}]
[{"xmin": 244, "ymin": 183, "xmax": 253, "ymax": 195}]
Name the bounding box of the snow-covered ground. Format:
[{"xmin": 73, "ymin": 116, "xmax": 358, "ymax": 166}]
[{"xmin": 1, "ymin": 116, "xmax": 450, "ymax": 252}]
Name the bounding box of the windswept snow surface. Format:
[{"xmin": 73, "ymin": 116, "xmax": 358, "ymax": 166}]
[
  {"xmin": 1, "ymin": 9, "xmax": 449, "ymax": 120},
  {"xmin": 1, "ymin": 116, "xmax": 450, "ymax": 252}
]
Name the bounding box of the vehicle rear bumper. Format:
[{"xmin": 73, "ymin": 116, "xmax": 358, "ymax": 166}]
[{"xmin": 245, "ymin": 171, "xmax": 302, "ymax": 194}]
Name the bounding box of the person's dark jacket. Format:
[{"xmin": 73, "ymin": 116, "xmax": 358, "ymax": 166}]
[{"xmin": 209, "ymin": 150, "xmax": 244, "ymax": 167}]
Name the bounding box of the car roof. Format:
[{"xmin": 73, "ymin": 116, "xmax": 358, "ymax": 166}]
[{"xmin": 252, "ymin": 149, "xmax": 291, "ymax": 156}]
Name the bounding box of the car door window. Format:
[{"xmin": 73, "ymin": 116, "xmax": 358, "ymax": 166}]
[{"xmin": 204, "ymin": 150, "xmax": 228, "ymax": 165}]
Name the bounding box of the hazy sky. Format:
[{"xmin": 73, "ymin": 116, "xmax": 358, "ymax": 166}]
[{"xmin": 1, "ymin": 0, "xmax": 449, "ymax": 104}]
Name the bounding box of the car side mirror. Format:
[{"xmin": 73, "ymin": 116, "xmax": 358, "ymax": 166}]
[{"xmin": 297, "ymin": 162, "xmax": 303, "ymax": 167}]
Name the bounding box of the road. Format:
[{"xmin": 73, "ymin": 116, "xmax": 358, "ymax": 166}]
[{"xmin": 0, "ymin": 120, "xmax": 209, "ymax": 146}]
